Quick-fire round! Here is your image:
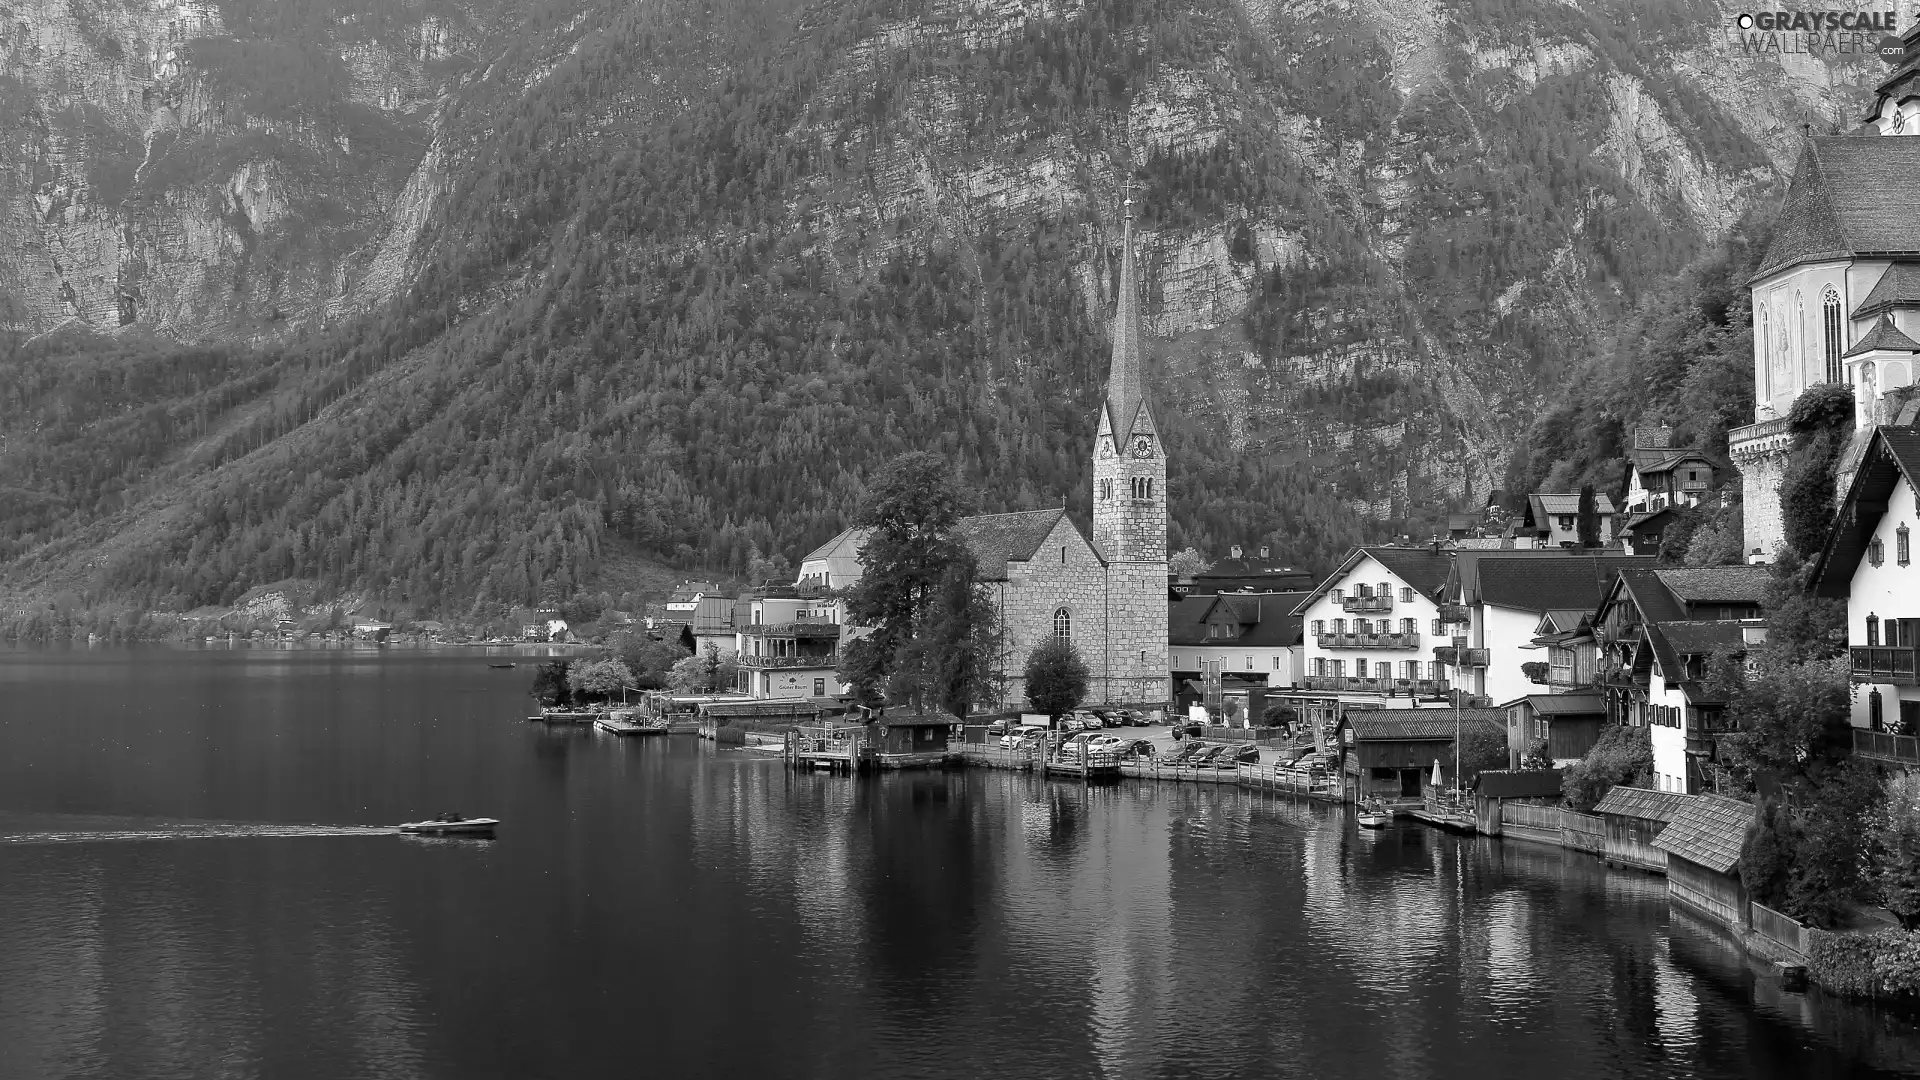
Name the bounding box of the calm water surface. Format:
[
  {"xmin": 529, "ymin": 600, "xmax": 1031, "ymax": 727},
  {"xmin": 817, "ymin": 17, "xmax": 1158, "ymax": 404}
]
[{"xmin": 3, "ymin": 646, "xmax": 1920, "ymax": 1080}]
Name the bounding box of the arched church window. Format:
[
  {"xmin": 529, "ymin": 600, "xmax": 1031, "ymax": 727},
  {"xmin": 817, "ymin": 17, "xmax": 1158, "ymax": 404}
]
[
  {"xmin": 1759, "ymin": 307, "xmax": 1772, "ymax": 398},
  {"xmin": 1053, "ymin": 608, "xmax": 1071, "ymax": 641},
  {"xmin": 1823, "ymin": 287, "xmax": 1843, "ymax": 383},
  {"xmin": 1796, "ymin": 292, "xmax": 1806, "ymax": 387},
  {"xmin": 1100, "ymin": 479, "xmax": 1112, "ymax": 500}
]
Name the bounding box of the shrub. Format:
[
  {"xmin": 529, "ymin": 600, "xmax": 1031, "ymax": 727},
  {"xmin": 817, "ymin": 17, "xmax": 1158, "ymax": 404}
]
[{"xmin": 1561, "ymin": 724, "xmax": 1653, "ymax": 810}]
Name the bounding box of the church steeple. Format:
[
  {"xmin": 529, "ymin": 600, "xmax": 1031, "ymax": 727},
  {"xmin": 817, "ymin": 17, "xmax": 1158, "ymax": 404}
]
[{"xmin": 1100, "ymin": 198, "xmax": 1155, "ymax": 451}]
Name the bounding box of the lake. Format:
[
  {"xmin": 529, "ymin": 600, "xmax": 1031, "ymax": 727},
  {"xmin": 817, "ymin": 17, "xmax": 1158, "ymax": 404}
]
[{"xmin": 2, "ymin": 646, "xmax": 1918, "ymax": 1080}]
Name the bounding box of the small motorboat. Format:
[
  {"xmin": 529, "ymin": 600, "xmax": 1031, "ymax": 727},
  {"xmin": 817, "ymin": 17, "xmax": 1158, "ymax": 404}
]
[
  {"xmin": 488, "ymin": 662, "xmax": 517, "ymax": 669},
  {"xmin": 397, "ymin": 813, "xmax": 499, "ymax": 835},
  {"xmin": 1357, "ymin": 802, "xmax": 1393, "ymax": 829}
]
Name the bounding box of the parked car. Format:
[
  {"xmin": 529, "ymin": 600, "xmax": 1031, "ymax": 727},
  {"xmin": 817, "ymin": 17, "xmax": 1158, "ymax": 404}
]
[
  {"xmin": 1187, "ymin": 745, "xmax": 1224, "ymax": 767},
  {"xmin": 1125, "ymin": 740, "xmax": 1156, "ymax": 758},
  {"xmin": 1170, "ymin": 742, "xmax": 1207, "ymax": 764},
  {"xmin": 1000, "ymin": 728, "xmax": 1044, "ymax": 749},
  {"xmin": 1079, "ymin": 713, "xmax": 1104, "ymax": 730},
  {"xmin": 987, "ymin": 719, "xmax": 1013, "ymax": 738},
  {"xmin": 1231, "ymin": 744, "xmax": 1262, "ymax": 766},
  {"xmin": 1060, "ymin": 717, "xmax": 1086, "ymax": 733},
  {"xmin": 1175, "ymin": 721, "xmax": 1205, "ymax": 738}
]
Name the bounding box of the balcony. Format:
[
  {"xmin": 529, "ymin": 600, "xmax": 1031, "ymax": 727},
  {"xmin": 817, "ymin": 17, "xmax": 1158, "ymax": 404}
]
[
  {"xmin": 1855, "ymin": 727, "xmax": 1920, "ymax": 766},
  {"xmin": 1460, "ymin": 648, "xmax": 1489, "ymax": 668},
  {"xmin": 737, "ymin": 651, "xmax": 840, "ymax": 670},
  {"xmin": 1438, "ymin": 603, "xmax": 1469, "ymax": 625},
  {"xmin": 1728, "ymin": 415, "xmax": 1793, "ymax": 460},
  {"xmin": 1341, "ymin": 594, "xmax": 1393, "ymax": 614},
  {"xmin": 741, "ymin": 622, "xmax": 843, "ymax": 640},
  {"xmin": 1302, "ymin": 676, "xmax": 1451, "ymax": 695},
  {"xmin": 1317, "ymin": 632, "xmax": 1420, "ymax": 650},
  {"xmin": 1852, "ymin": 647, "xmax": 1920, "ymax": 685}
]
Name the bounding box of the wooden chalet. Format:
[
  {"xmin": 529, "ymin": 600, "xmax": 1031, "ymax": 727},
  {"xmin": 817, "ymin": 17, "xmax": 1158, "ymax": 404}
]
[
  {"xmin": 1502, "ymin": 693, "xmax": 1606, "ymax": 767},
  {"xmin": 869, "ymin": 714, "xmax": 957, "ymax": 769},
  {"xmin": 1651, "ymin": 793, "xmax": 1755, "ymax": 929},
  {"xmin": 1592, "ymin": 785, "xmax": 1691, "ymax": 874}
]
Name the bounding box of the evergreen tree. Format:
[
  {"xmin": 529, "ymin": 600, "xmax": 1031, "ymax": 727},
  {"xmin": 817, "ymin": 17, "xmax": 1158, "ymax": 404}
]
[
  {"xmin": 1024, "ymin": 637, "xmax": 1090, "ymax": 717},
  {"xmin": 1576, "ymin": 483, "xmax": 1600, "ymax": 548}
]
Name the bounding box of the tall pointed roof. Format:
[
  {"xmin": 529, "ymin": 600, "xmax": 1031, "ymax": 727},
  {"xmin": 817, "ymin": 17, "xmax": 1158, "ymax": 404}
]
[
  {"xmin": 1842, "ymin": 313, "xmax": 1920, "ymax": 358},
  {"xmin": 1102, "ymin": 200, "xmax": 1153, "ymax": 445}
]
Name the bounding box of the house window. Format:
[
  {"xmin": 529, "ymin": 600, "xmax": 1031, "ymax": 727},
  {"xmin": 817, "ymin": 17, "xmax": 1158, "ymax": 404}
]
[
  {"xmin": 1053, "ymin": 608, "xmax": 1071, "ymax": 641},
  {"xmin": 1246, "ymin": 655, "xmax": 1254, "ymax": 670},
  {"xmin": 1332, "ymin": 589, "xmax": 1344, "ymax": 602},
  {"xmin": 1400, "ymin": 587, "xmax": 1413, "ymax": 602},
  {"xmin": 1356, "ymin": 619, "xmax": 1372, "ymax": 635},
  {"xmin": 1868, "ymin": 614, "xmax": 1880, "ymax": 647},
  {"xmin": 1823, "ymin": 287, "xmax": 1843, "ymax": 383},
  {"xmin": 1331, "ymin": 660, "xmax": 1345, "ymax": 677},
  {"xmin": 1332, "ymin": 619, "xmax": 1346, "ymax": 634},
  {"xmin": 1401, "ymin": 618, "xmax": 1415, "ymax": 635},
  {"xmin": 1355, "ymin": 658, "xmax": 1368, "ymax": 678},
  {"xmin": 1311, "ymin": 658, "xmax": 1325, "ymax": 676},
  {"xmin": 1872, "ymin": 538, "xmax": 1886, "ymax": 567},
  {"xmin": 1900, "ymin": 524, "xmax": 1911, "ymax": 566},
  {"xmin": 1871, "ymin": 689, "xmax": 1885, "ymax": 732},
  {"xmin": 1404, "ymin": 660, "xmax": 1419, "ymax": 679},
  {"xmin": 1379, "ymin": 583, "xmax": 1391, "ymax": 599},
  {"xmin": 813, "ymin": 679, "xmax": 825, "ymax": 696},
  {"xmin": 1431, "ymin": 619, "xmax": 1442, "ymax": 634},
  {"xmin": 1272, "ymin": 656, "xmax": 1282, "ymax": 670},
  {"xmin": 1311, "ymin": 620, "xmax": 1325, "ymax": 635},
  {"xmin": 1558, "ymin": 515, "xmax": 1574, "ymax": 531}
]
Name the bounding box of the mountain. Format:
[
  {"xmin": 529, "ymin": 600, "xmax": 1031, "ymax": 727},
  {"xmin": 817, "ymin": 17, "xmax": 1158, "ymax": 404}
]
[{"xmin": 0, "ymin": 0, "xmax": 1891, "ymax": 623}]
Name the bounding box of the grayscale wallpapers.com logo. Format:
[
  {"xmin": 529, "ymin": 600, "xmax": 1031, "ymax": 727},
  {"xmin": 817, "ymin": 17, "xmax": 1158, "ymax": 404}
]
[{"xmin": 1727, "ymin": 8, "xmax": 1910, "ymax": 62}]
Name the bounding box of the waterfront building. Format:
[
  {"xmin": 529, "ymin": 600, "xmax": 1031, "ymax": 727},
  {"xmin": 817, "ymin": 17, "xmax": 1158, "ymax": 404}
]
[
  {"xmin": 1337, "ymin": 711, "xmax": 1505, "ymax": 803},
  {"xmin": 796, "ymin": 205, "xmax": 1169, "ymax": 708},
  {"xmin": 1812, "ymin": 426, "xmax": 1920, "ymax": 739},
  {"xmin": 1294, "ymin": 546, "xmax": 1453, "ymax": 708},
  {"xmin": 1641, "ymin": 621, "xmax": 1746, "ymax": 794},
  {"xmin": 733, "ymin": 584, "xmax": 851, "ymax": 700},
  {"xmin": 1652, "ymin": 794, "xmax": 1756, "ymax": 932},
  {"xmin": 1731, "ymin": 34, "xmax": 1920, "ymax": 559},
  {"xmin": 1591, "ymin": 786, "xmax": 1691, "ymax": 874},
  {"xmin": 1501, "ymin": 693, "xmax": 1606, "ymax": 768},
  {"xmin": 1167, "ymin": 590, "xmax": 1307, "ymax": 693}
]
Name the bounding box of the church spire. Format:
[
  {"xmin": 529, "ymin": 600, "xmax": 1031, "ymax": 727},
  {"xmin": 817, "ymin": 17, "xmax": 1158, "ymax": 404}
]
[{"xmin": 1104, "ymin": 198, "xmax": 1152, "ymax": 447}]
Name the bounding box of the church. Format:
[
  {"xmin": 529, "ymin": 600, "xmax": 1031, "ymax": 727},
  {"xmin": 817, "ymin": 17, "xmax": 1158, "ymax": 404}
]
[
  {"xmin": 798, "ymin": 203, "xmax": 1171, "ymax": 710},
  {"xmin": 1732, "ymin": 26, "xmax": 1920, "ymax": 558}
]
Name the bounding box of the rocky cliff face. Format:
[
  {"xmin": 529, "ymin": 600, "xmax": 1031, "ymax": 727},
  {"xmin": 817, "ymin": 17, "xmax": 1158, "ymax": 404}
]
[
  {"xmin": 0, "ymin": 0, "xmax": 502, "ymax": 343},
  {"xmin": 0, "ymin": 0, "xmax": 1898, "ymax": 608}
]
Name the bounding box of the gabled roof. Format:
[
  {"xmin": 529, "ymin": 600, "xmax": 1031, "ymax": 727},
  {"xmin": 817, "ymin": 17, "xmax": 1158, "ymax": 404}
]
[
  {"xmin": 1534, "ymin": 609, "xmax": 1590, "ymax": 635},
  {"xmin": 1475, "ymin": 769, "xmax": 1566, "ymax": 799},
  {"xmin": 1753, "ymin": 138, "xmax": 1920, "ymax": 281},
  {"xmin": 1629, "ymin": 447, "xmax": 1716, "ymax": 476},
  {"xmin": 1293, "ymin": 546, "xmax": 1452, "ymax": 611},
  {"xmin": 1176, "ymin": 591, "xmax": 1308, "ymax": 650},
  {"xmin": 1623, "ymin": 507, "xmax": 1683, "ymax": 533},
  {"xmin": 1471, "ymin": 555, "xmax": 1653, "ymax": 612},
  {"xmin": 808, "ymin": 508, "xmax": 1093, "ymax": 584},
  {"xmin": 1603, "ymin": 569, "xmax": 1688, "ymax": 625},
  {"xmin": 668, "ymin": 581, "xmax": 722, "ymax": 603},
  {"xmin": 1649, "ymin": 566, "xmax": 1773, "ymax": 606},
  {"xmin": 1842, "ymin": 313, "xmax": 1920, "ymax": 358},
  {"xmin": 1347, "ymin": 711, "xmax": 1505, "ymax": 742},
  {"xmin": 1592, "ymin": 785, "xmax": 1692, "ymax": 824},
  {"xmin": 1652, "ymin": 794, "xmax": 1755, "ymax": 874},
  {"xmin": 1167, "ymin": 594, "xmax": 1215, "ymax": 647},
  {"xmin": 1528, "ymin": 493, "xmax": 1618, "ymax": 518},
  {"xmin": 1814, "ymin": 427, "xmax": 1920, "ymax": 596},
  {"xmin": 1852, "ymin": 262, "xmax": 1920, "ymax": 320}
]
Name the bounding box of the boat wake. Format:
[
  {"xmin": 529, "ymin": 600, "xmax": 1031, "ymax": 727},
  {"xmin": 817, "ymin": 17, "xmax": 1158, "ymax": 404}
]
[{"xmin": 1, "ymin": 823, "xmax": 395, "ymax": 845}]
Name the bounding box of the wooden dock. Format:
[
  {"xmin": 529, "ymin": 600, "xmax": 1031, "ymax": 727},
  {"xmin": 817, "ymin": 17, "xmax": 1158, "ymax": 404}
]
[{"xmin": 955, "ymin": 745, "xmax": 1035, "ymax": 771}]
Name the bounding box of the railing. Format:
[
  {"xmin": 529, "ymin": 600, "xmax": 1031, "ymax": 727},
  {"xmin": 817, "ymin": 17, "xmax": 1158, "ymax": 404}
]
[
  {"xmin": 1438, "ymin": 603, "xmax": 1469, "ymax": 625},
  {"xmin": 1301, "ymin": 675, "xmax": 1450, "ymax": 694},
  {"xmin": 1341, "ymin": 595, "xmax": 1393, "ymax": 613},
  {"xmin": 1728, "ymin": 416, "xmax": 1793, "ymax": 456},
  {"xmin": 740, "ymin": 622, "xmax": 843, "ymax": 639},
  {"xmin": 1855, "ymin": 727, "xmax": 1920, "ymax": 765},
  {"xmin": 1749, "ymin": 901, "xmax": 1810, "ymax": 958},
  {"xmin": 1317, "ymin": 632, "xmax": 1420, "ymax": 650},
  {"xmin": 1460, "ymin": 648, "xmax": 1489, "ymax": 668},
  {"xmin": 737, "ymin": 651, "xmax": 840, "ymax": 669},
  {"xmin": 1851, "ymin": 646, "xmax": 1919, "ymax": 685}
]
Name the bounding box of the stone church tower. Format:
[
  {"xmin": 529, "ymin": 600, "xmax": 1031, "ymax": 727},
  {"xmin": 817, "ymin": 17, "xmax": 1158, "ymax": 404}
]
[{"xmin": 1092, "ymin": 201, "xmax": 1171, "ymax": 705}]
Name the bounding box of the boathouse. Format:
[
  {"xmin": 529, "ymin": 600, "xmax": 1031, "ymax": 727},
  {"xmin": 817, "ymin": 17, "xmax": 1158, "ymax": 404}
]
[
  {"xmin": 1592, "ymin": 785, "xmax": 1691, "ymax": 873},
  {"xmin": 1339, "ymin": 712, "xmax": 1505, "ymax": 804},
  {"xmin": 1471, "ymin": 769, "xmax": 1564, "ymax": 833},
  {"xmin": 1652, "ymin": 793, "xmax": 1754, "ymax": 928},
  {"xmin": 870, "ymin": 714, "xmax": 958, "ymax": 769},
  {"xmin": 1502, "ymin": 693, "xmax": 1607, "ymax": 768}
]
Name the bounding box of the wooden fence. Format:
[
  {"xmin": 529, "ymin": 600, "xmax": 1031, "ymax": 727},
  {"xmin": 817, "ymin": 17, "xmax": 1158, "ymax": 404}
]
[
  {"xmin": 1748, "ymin": 901, "xmax": 1810, "ymax": 961},
  {"xmin": 1498, "ymin": 802, "xmax": 1605, "ymax": 854}
]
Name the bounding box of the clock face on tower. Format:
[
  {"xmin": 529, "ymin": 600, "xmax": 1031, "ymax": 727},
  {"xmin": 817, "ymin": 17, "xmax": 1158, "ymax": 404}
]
[{"xmin": 1130, "ymin": 435, "xmax": 1154, "ymax": 459}]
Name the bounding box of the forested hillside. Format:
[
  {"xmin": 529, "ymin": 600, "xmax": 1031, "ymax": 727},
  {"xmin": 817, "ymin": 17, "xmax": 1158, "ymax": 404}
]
[{"xmin": 0, "ymin": 0, "xmax": 1887, "ymax": 622}]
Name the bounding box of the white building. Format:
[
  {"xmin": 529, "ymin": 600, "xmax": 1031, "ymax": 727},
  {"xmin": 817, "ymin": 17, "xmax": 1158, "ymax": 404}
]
[
  {"xmin": 733, "ymin": 587, "xmax": 851, "ymax": 700},
  {"xmin": 1641, "ymin": 621, "xmax": 1747, "ymax": 794},
  {"xmin": 1440, "ymin": 551, "xmax": 1655, "ymax": 707},
  {"xmin": 1814, "ymin": 427, "xmax": 1920, "ymax": 735},
  {"xmin": 1294, "ymin": 546, "xmax": 1453, "ymax": 707},
  {"xmin": 1731, "ymin": 42, "xmax": 1920, "ymax": 559},
  {"xmin": 1168, "ymin": 590, "xmax": 1307, "ymax": 690}
]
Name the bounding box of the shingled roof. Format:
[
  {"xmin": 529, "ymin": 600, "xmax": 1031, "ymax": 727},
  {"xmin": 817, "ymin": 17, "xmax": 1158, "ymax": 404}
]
[
  {"xmin": 1753, "ymin": 137, "xmax": 1920, "ymax": 281},
  {"xmin": 1592, "ymin": 785, "xmax": 1692, "ymax": 824},
  {"xmin": 1649, "ymin": 566, "xmax": 1773, "ymax": 605},
  {"xmin": 1364, "ymin": 547, "xmax": 1453, "ymax": 596},
  {"xmin": 1842, "ymin": 313, "xmax": 1920, "ymax": 359},
  {"xmin": 1475, "ymin": 555, "xmax": 1652, "ymax": 612},
  {"xmin": 809, "ymin": 508, "xmax": 1088, "ymax": 584},
  {"xmin": 1852, "ymin": 262, "xmax": 1920, "ymax": 320},
  {"xmin": 1529, "ymin": 493, "xmax": 1619, "ymax": 517},
  {"xmin": 1652, "ymin": 793, "xmax": 1755, "ymax": 874},
  {"xmin": 1347, "ymin": 710, "xmax": 1505, "ymax": 742},
  {"xmin": 1099, "ymin": 204, "xmax": 1155, "ymax": 446}
]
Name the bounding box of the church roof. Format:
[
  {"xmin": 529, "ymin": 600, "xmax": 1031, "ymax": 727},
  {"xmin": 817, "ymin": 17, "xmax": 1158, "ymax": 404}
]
[
  {"xmin": 1101, "ymin": 203, "xmax": 1155, "ymax": 447},
  {"xmin": 1753, "ymin": 138, "xmax": 1920, "ymax": 281},
  {"xmin": 954, "ymin": 509, "xmax": 1078, "ymax": 579},
  {"xmin": 1852, "ymin": 262, "xmax": 1920, "ymax": 320},
  {"xmin": 1842, "ymin": 314, "xmax": 1920, "ymax": 358}
]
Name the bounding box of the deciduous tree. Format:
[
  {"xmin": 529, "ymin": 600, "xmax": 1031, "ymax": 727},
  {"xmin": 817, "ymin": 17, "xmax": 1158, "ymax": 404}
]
[{"xmin": 1024, "ymin": 638, "xmax": 1089, "ymax": 718}]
